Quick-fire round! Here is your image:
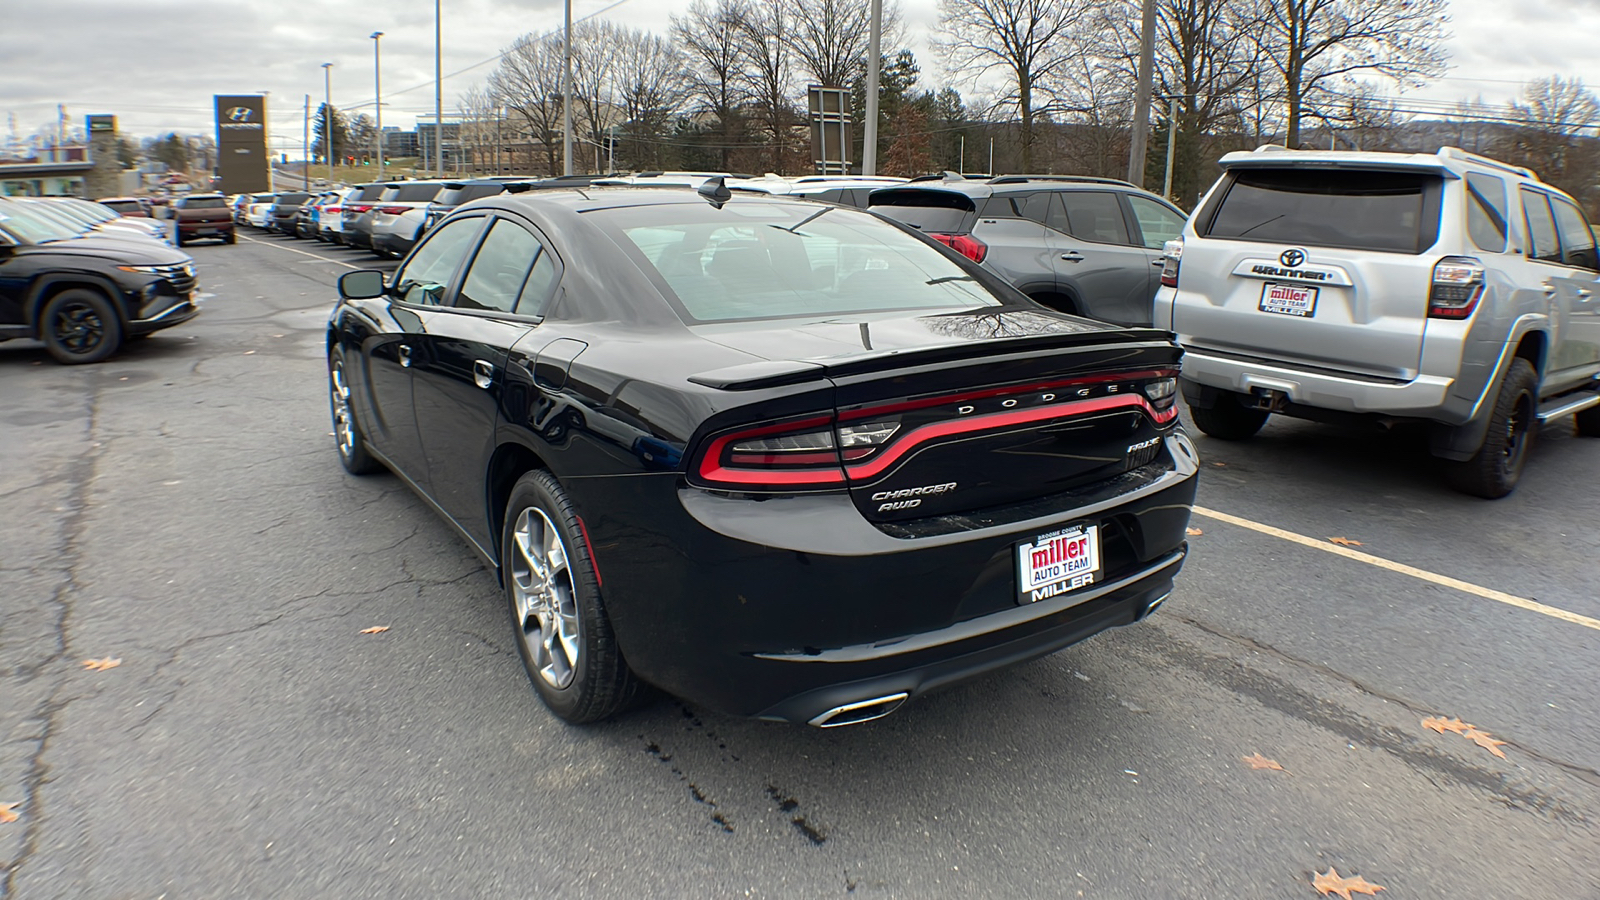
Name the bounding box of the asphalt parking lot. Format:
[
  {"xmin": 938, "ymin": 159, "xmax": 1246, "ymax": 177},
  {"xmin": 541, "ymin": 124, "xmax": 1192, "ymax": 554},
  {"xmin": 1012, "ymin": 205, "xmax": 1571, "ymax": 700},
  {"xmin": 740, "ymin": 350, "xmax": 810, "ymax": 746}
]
[{"xmin": 2, "ymin": 230, "xmax": 1597, "ymax": 899}]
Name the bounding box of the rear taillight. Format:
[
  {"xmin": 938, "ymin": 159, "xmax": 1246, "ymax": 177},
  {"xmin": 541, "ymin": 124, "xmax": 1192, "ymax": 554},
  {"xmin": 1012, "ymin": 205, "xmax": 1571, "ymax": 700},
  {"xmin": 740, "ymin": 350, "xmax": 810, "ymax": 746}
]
[
  {"xmin": 326, "ymin": 206, "xmax": 342, "ymax": 213},
  {"xmin": 1143, "ymin": 376, "xmax": 1177, "ymax": 411},
  {"xmin": 348, "ymin": 203, "xmax": 372, "ymax": 213},
  {"xmin": 694, "ymin": 417, "xmax": 902, "ymax": 490},
  {"xmin": 378, "ymin": 205, "xmax": 409, "ymax": 215},
  {"xmin": 1429, "ymin": 256, "xmax": 1484, "ymax": 319},
  {"xmin": 1160, "ymin": 238, "xmax": 1183, "ymax": 288},
  {"xmin": 929, "ymin": 233, "xmax": 987, "ymax": 263}
]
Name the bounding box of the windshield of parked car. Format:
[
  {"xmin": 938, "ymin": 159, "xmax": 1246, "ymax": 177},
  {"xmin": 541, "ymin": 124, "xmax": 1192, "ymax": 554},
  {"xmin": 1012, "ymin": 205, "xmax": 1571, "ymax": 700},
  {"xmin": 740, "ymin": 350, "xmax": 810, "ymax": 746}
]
[
  {"xmin": 1204, "ymin": 168, "xmax": 1439, "ymax": 254},
  {"xmin": 16, "ymin": 201, "xmax": 94, "ymax": 230},
  {"xmin": 599, "ymin": 200, "xmax": 1003, "ymax": 323},
  {"xmin": 0, "ymin": 201, "xmax": 85, "ymax": 243}
]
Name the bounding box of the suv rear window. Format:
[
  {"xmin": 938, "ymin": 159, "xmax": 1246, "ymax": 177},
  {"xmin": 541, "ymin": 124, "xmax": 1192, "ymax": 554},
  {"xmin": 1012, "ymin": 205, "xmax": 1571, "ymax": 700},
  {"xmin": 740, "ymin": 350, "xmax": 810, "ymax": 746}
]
[
  {"xmin": 1204, "ymin": 169, "xmax": 1440, "ymax": 254},
  {"xmin": 180, "ymin": 197, "xmax": 227, "ymax": 209},
  {"xmin": 437, "ymin": 183, "xmax": 506, "ymax": 206},
  {"xmin": 385, "ymin": 184, "xmax": 445, "ymax": 203},
  {"xmin": 868, "ymin": 189, "xmax": 976, "ymax": 234}
]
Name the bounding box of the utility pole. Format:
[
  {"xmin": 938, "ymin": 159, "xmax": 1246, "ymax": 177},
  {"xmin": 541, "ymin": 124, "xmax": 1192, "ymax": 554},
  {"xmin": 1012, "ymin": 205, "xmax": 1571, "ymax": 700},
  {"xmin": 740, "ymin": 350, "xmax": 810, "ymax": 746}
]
[
  {"xmin": 562, "ymin": 0, "xmax": 573, "ymax": 176},
  {"xmin": 322, "ymin": 62, "xmax": 334, "ymax": 182},
  {"xmin": 259, "ymin": 91, "xmax": 274, "ymax": 190},
  {"xmin": 303, "ymin": 94, "xmax": 310, "ymax": 186},
  {"xmin": 1163, "ymin": 95, "xmax": 1178, "ymax": 199},
  {"xmin": 434, "ymin": 0, "xmax": 443, "ymax": 176},
  {"xmin": 372, "ymin": 32, "xmax": 384, "ymax": 181},
  {"xmin": 1127, "ymin": 0, "xmax": 1157, "ymax": 187},
  {"xmin": 862, "ymin": 0, "xmax": 882, "ymax": 176}
]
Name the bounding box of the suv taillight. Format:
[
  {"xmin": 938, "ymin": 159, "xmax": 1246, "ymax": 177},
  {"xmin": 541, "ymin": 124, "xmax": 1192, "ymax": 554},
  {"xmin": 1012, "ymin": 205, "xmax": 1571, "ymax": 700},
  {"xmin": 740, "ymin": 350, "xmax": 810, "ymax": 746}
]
[
  {"xmin": 693, "ymin": 415, "xmax": 902, "ymax": 490},
  {"xmin": 1160, "ymin": 238, "xmax": 1183, "ymax": 288},
  {"xmin": 929, "ymin": 233, "xmax": 988, "ymax": 263},
  {"xmin": 377, "ymin": 205, "xmax": 409, "ymax": 215},
  {"xmin": 1429, "ymin": 256, "xmax": 1485, "ymax": 319}
]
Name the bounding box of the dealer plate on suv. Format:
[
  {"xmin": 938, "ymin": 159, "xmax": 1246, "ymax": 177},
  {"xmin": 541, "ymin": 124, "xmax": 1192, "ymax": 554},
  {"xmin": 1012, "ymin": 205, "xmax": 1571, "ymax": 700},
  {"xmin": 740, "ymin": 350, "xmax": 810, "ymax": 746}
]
[
  {"xmin": 1259, "ymin": 282, "xmax": 1319, "ymax": 317},
  {"xmin": 1017, "ymin": 525, "xmax": 1100, "ymax": 604}
]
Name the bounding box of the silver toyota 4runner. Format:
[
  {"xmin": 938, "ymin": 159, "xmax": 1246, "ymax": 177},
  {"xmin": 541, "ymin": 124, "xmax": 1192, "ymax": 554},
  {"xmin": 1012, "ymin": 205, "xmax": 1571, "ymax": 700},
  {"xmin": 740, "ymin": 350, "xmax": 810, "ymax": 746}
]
[{"xmin": 1155, "ymin": 146, "xmax": 1600, "ymax": 498}]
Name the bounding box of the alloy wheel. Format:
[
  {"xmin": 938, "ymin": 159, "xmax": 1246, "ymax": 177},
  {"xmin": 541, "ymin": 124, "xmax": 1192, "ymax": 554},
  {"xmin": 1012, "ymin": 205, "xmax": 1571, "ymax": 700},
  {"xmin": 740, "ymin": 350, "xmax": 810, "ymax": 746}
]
[
  {"xmin": 330, "ymin": 363, "xmax": 357, "ymax": 459},
  {"xmin": 509, "ymin": 507, "xmax": 580, "ymax": 689},
  {"xmin": 51, "ymin": 302, "xmax": 105, "ymax": 354}
]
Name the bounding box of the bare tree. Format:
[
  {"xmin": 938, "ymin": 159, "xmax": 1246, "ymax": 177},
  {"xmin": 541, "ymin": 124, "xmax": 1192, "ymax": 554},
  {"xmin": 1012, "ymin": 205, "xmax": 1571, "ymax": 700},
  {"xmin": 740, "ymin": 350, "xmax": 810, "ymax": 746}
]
[
  {"xmin": 935, "ymin": 0, "xmax": 1104, "ymax": 171},
  {"xmin": 740, "ymin": 0, "xmax": 798, "ymax": 174},
  {"xmin": 673, "ymin": 0, "xmax": 751, "ymax": 171},
  {"xmin": 491, "ymin": 32, "xmax": 567, "ymax": 175},
  {"xmin": 787, "ymin": 0, "xmax": 899, "ymax": 88},
  {"xmin": 572, "ymin": 20, "xmax": 623, "ymax": 173},
  {"xmin": 1256, "ymin": 0, "xmax": 1448, "ymax": 148},
  {"xmin": 614, "ymin": 28, "xmax": 691, "ymax": 170},
  {"xmin": 456, "ymin": 85, "xmax": 499, "ymax": 172},
  {"xmin": 1501, "ymin": 76, "xmax": 1600, "ymax": 206}
]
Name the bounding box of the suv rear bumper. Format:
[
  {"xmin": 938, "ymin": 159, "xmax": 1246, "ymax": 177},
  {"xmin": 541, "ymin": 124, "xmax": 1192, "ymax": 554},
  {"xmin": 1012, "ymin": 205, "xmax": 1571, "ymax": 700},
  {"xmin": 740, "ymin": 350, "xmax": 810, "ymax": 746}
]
[{"xmin": 1180, "ymin": 347, "xmax": 1457, "ymax": 419}]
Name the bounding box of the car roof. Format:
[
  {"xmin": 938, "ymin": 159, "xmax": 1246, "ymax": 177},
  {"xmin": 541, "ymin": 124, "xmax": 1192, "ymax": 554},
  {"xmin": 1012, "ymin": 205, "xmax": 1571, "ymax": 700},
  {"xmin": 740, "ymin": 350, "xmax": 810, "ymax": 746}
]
[
  {"xmin": 872, "ymin": 173, "xmax": 1147, "ymax": 202},
  {"xmin": 474, "ymin": 185, "xmax": 841, "ymax": 216},
  {"xmin": 1217, "ymin": 145, "xmax": 1543, "ymax": 183}
]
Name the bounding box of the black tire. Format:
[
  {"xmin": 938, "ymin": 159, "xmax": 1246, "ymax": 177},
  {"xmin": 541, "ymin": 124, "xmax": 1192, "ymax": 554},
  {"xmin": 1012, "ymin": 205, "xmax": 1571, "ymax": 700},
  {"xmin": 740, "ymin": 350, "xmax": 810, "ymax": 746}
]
[
  {"xmin": 1575, "ymin": 402, "xmax": 1600, "ymax": 437},
  {"xmin": 1186, "ymin": 387, "xmax": 1271, "ymax": 441},
  {"xmin": 1446, "ymin": 358, "xmax": 1538, "ymax": 499},
  {"xmin": 328, "ymin": 350, "xmax": 384, "ymax": 475},
  {"xmin": 39, "ymin": 289, "xmax": 122, "ymax": 365},
  {"xmin": 501, "ymin": 469, "xmax": 640, "ymax": 724},
  {"xmin": 224, "ymin": 231, "xmax": 237, "ymax": 245}
]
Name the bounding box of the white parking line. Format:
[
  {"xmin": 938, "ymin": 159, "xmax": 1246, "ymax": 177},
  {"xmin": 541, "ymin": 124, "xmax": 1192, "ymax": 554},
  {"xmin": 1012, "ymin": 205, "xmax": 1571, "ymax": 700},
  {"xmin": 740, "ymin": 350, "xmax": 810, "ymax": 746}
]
[
  {"xmin": 237, "ymin": 233, "xmax": 365, "ymax": 270},
  {"xmin": 1192, "ymin": 505, "xmax": 1600, "ymax": 632}
]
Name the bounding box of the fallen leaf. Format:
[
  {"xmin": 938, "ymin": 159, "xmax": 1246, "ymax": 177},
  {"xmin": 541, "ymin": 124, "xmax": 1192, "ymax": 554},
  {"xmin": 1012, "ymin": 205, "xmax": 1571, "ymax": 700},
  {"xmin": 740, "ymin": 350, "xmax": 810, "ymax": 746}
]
[
  {"xmin": 1212, "ymin": 461, "xmax": 1227, "ymax": 467},
  {"xmin": 1186, "ymin": 527, "xmax": 1204, "ymax": 536},
  {"xmin": 81, "ymin": 657, "xmax": 121, "ymax": 671},
  {"xmin": 1463, "ymin": 727, "xmax": 1509, "ymax": 759},
  {"xmin": 359, "ymin": 626, "xmax": 390, "ymax": 634},
  {"xmin": 0, "ymin": 801, "xmax": 19, "ymax": 823},
  {"xmin": 1241, "ymin": 753, "xmax": 1285, "ymax": 772},
  {"xmin": 1312, "ymin": 867, "xmax": 1385, "ymax": 899},
  {"xmin": 1422, "ymin": 716, "xmax": 1473, "ymax": 735},
  {"xmin": 243, "ymin": 350, "xmax": 256, "ymax": 355},
  {"xmin": 1328, "ymin": 537, "xmax": 1363, "ymax": 546}
]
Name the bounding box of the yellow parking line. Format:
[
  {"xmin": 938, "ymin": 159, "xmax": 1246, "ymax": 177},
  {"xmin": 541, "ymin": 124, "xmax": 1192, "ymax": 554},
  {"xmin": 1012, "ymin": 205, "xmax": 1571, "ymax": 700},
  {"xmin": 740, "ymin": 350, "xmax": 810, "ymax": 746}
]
[
  {"xmin": 1191, "ymin": 505, "xmax": 1600, "ymax": 632},
  {"xmin": 237, "ymin": 233, "xmax": 365, "ymax": 270}
]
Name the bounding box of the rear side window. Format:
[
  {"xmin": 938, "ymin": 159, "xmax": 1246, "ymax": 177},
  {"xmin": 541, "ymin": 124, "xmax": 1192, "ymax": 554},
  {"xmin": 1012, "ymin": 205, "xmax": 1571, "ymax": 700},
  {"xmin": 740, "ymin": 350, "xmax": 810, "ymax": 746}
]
[
  {"xmin": 1205, "ymin": 169, "xmax": 1439, "ymax": 254},
  {"xmin": 1126, "ymin": 195, "xmax": 1187, "ymax": 250},
  {"xmin": 518, "ymin": 249, "xmax": 560, "ymax": 314},
  {"xmin": 357, "ymin": 185, "xmax": 386, "ymax": 201},
  {"xmin": 1550, "ymin": 197, "xmax": 1598, "ymax": 271},
  {"xmin": 1521, "ymin": 190, "xmax": 1562, "ymax": 264},
  {"xmin": 180, "ymin": 197, "xmax": 227, "ymax": 209},
  {"xmin": 457, "ymin": 219, "xmax": 540, "ymax": 313},
  {"xmin": 868, "ymin": 189, "xmax": 975, "ymax": 233},
  {"xmin": 1465, "ymin": 173, "xmax": 1508, "ymax": 253},
  {"xmin": 1057, "ymin": 192, "xmax": 1130, "ymax": 245}
]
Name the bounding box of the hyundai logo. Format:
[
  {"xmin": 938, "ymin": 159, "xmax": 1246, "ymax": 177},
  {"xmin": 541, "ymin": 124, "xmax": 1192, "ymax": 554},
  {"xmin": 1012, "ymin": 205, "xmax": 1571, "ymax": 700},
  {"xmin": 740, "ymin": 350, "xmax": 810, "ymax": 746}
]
[
  {"xmin": 225, "ymin": 107, "xmax": 255, "ymax": 122},
  {"xmin": 1279, "ymin": 248, "xmax": 1307, "ymax": 267}
]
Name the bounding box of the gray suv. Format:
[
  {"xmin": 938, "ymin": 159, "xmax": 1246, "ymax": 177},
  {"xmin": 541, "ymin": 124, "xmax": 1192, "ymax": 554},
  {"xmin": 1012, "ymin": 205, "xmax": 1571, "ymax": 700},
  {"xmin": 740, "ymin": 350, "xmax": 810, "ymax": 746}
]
[
  {"xmin": 869, "ymin": 174, "xmax": 1188, "ymax": 325},
  {"xmin": 1156, "ymin": 146, "xmax": 1600, "ymax": 498}
]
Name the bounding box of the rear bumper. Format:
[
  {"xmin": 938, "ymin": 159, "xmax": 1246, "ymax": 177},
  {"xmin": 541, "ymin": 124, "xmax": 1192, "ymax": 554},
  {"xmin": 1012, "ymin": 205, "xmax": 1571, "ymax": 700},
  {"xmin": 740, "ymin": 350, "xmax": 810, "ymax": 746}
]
[
  {"xmin": 371, "ymin": 232, "xmax": 417, "ymax": 257},
  {"xmin": 1179, "ymin": 347, "xmax": 1455, "ymax": 418},
  {"xmin": 177, "ymin": 221, "xmax": 233, "ymax": 236}
]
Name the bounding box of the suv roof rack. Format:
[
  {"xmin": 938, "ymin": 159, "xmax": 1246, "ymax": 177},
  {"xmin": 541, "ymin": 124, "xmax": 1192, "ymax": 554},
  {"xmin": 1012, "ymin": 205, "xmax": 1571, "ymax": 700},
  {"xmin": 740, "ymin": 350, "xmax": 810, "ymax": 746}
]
[
  {"xmin": 1438, "ymin": 146, "xmax": 1537, "ymax": 180},
  {"xmin": 986, "ymin": 174, "xmax": 1137, "ymax": 188},
  {"xmin": 907, "ymin": 170, "xmax": 966, "ymax": 183}
]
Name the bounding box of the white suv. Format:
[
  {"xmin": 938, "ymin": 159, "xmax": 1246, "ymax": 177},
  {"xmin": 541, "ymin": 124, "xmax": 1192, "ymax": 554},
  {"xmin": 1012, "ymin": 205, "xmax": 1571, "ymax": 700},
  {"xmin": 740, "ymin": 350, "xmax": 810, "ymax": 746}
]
[{"xmin": 1157, "ymin": 146, "xmax": 1600, "ymax": 497}]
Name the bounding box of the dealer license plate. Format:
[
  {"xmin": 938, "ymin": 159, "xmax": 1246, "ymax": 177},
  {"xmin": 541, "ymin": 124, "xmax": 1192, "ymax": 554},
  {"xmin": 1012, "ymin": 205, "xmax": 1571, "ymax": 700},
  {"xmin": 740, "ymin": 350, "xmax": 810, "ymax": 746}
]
[
  {"xmin": 1016, "ymin": 525, "xmax": 1100, "ymax": 604},
  {"xmin": 1259, "ymin": 283, "xmax": 1318, "ymax": 317}
]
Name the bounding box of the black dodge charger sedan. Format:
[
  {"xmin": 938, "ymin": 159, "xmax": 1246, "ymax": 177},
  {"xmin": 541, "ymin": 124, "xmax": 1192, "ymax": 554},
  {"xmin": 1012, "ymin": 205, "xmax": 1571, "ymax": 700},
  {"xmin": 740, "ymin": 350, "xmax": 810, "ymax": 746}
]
[{"xmin": 327, "ymin": 184, "xmax": 1199, "ymax": 726}]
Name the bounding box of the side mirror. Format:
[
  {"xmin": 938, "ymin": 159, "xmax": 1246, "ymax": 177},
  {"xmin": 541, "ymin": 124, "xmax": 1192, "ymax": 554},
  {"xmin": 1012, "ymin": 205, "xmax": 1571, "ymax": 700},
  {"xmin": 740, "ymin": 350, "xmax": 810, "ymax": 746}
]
[{"xmin": 338, "ymin": 270, "xmax": 387, "ymax": 300}]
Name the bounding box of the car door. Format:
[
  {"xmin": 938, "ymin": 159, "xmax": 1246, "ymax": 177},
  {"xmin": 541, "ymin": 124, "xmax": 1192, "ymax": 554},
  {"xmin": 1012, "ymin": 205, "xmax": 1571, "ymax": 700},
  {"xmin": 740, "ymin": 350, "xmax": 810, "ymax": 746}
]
[
  {"xmin": 1124, "ymin": 194, "xmax": 1189, "ymax": 319},
  {"xmin": 1048, "ymin": 190, "xmax": 1156, "ymax": 325},
  {"xmin": 1546, "ymin": 193, "xmax": 1600, "ymax": 386},
  {"xmin": 971, "ymin": 192, "xmax": 1061, "ymax": 299},
  {"xmin": 408, "ymin": 214, "xmax": 554, "ymax": 554},
  {"xmin": 357, "ymin": 215, "xmax": 488, "ymax": 487}
]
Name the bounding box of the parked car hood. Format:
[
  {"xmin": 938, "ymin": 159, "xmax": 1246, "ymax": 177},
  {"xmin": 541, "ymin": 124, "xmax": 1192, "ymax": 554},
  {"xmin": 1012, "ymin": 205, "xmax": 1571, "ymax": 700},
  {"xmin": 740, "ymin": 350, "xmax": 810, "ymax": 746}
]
[{"xmin": 23, "ymin": 235, "xmax": 190, "ymax": 266}]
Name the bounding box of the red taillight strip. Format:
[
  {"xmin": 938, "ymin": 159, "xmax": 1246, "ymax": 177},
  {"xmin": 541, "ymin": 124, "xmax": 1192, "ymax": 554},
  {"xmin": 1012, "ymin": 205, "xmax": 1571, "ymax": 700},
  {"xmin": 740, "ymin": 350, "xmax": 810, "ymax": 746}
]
[
  {"xmin": 695, "ymin": 414, "xmax": 845, "ymax": 486},
  {"xmin": 836, "ymin": 369, "xmax": 1176, "ymax": 422},
  {"xmin": 845, "ymin": 394, "xmax": 1176, "ymax": 481}
]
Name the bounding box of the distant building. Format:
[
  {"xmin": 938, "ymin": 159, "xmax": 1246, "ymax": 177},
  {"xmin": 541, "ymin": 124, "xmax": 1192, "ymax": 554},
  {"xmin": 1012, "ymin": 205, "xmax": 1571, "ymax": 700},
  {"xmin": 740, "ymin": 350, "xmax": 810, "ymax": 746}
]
[
  {"xmin": 416, "ymin": 122, "xmax": 461, "ymax": 167},
  {"xmin": 384, "ymin": 129, "xmax": 419, "ymax": 158},
  {"xmin": 0, "ymin": 143, "xmax": 93, "ymax": 196}
]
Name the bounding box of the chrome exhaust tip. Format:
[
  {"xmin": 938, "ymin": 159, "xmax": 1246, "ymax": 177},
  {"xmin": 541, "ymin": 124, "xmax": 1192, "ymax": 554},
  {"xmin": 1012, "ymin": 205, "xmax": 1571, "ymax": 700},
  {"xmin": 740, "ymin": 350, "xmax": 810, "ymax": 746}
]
[
  {"xmin": 807, "ymin": 692, "xmax": 910, "ymax": 728},
  {"xmin": 1143, "ymin": 592, "xmax": 1171, "ymax": 618}
]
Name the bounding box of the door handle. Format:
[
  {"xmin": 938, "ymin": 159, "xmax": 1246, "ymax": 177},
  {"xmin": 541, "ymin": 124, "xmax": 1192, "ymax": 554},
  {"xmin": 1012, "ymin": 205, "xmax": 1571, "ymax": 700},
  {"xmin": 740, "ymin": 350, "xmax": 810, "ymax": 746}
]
[
  {"xmin": 1150, "ymin": 258, "xmax": 1166, "ymax": 267},
  {"xmin": 473, "ymin": 359, "xmax": 495, "ymax": 390},
  {"xmin": 1542, "ymin": 282, "xmax": 1557, "ymax": 295},
  {"xmin": 1060, "ymin": 251, "xmax": 1084, "ymax": 262},
  {"xmin": 398, "ymin": 344, "xmax": 412, "ymax": 367},
  {"xmin": 1578, "ymin": 288, "xmax": 1594, "ymax": 299}
]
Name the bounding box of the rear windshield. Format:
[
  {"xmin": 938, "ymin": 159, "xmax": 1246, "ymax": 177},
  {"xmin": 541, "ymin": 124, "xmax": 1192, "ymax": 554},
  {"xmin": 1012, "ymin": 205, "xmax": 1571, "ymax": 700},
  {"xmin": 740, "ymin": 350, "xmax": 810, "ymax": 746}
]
[
  {"xmin": 180, "ymin": 197, "xmax": 227, "ymax": 209},
  {"xmin": 102, "ymin": 200, "xmax": 142, "ymax": 212},
  {"xmin": 868, "ymin": 189, "xmax": 977, "ymax": 233},
  {"xmin": 434, "ymin": 183, "xmax": 505, "ymax": 207},
  {"xmin": 1204, "ymin": 169, "xmax": 1439, "ymax": 253},
  {"xmin": 356, "ymin": 185, "xmax": 386, "ymax": 201},
  {"xmin": 598, "ymin": 201, "xmax": 1002, "ymax": 323},
  {"xmin": 384, "ymin": 183, "xmax": 444, "ymax": 202},
  {"xmin": 276, "ymin": 192, "xmax": 311, "ymax": 204}
]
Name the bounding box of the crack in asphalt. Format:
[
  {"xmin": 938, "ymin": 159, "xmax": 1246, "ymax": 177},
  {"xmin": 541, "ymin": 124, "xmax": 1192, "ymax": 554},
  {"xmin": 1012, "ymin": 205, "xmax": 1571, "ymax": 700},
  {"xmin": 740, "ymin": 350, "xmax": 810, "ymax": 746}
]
[
  {"xmin": 2, "ymin": 386, "xmax": 100, "ymax": 898},
  {"xmin": 1155, "ymin": 615, "xmax": 1593, "ymax": 824}
]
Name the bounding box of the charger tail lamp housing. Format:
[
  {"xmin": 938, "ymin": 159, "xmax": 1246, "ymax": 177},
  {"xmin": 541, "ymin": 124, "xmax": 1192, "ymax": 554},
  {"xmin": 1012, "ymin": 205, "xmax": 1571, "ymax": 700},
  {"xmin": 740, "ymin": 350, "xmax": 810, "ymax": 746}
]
[{"xmin": 691, "ymin": 369, "xmax": 1181, "ymax": 492}]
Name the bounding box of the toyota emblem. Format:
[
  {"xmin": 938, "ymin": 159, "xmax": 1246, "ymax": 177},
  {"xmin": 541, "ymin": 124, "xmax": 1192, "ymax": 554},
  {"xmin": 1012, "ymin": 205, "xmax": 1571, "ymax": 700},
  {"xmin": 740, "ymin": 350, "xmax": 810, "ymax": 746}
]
[
  {"xmin": 226, "ymin": 107, "xmax": 255, "ymax": 122},
  {"xmin": 1279, "ymin": 248, "xmax": 1307, "ymax": 267}
]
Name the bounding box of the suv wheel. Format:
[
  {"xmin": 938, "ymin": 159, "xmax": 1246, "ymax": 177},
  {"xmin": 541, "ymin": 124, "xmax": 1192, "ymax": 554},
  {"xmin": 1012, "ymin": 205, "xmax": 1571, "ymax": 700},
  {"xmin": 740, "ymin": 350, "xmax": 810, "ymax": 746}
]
[
  {"xmin": 1446, "ymin": 358, "xmax": 1537, "ymax": 499},
  {"xmin": 40, "ymin": 289, "xmax": 122, "ymax": 365},
  {"xmin": 1574, "ymin": 400, "xmax": 1600, "ymax": 437},
  {"xmin": 1187, "ymin": 388, "xmax": 1271, "ymax": 441},
  {"xmin": 502, "ymin": 470, "xmax": 641, "ymax": 724}
]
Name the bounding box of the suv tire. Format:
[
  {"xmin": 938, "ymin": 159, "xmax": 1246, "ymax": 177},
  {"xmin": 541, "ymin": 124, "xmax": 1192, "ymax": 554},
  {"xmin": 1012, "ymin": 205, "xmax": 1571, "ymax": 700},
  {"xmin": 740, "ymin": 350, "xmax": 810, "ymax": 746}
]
[
  {"xmin": 502, "ymin": 470, "xmax": 641, "ymax": 724},
  {"xmin": 1187, "ymin": 389, "xmax": 1270, "ymax": 441},
  {"xmin": 1446, "ymin": 358, "xmax": 1537, "ymax": 499},
  {"xmin": 1574, "ymin": 402, "xmax": 1600, "ymax": 437},
  {"xmin": 40, "ymin": 289, "xmax": 122, "ymax": 365}
]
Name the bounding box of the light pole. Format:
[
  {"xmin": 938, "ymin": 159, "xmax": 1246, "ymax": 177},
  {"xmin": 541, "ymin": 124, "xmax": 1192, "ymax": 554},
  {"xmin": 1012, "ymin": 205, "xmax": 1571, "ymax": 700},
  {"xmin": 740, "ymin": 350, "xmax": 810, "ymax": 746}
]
[
  {"xmin": 371, "ymin": 32, "xmax": 384, "ymax": 181},
  {"xmin": 321, "ymin": 62, "xmax": 334, "ymax": 182},
  {"xmin": 562, "ymin": 0, "xmax": 573, "ymax": 176},
  {"xmin": 863, "ymin": 0, "xmax": 882, "ymax": 175},
  {"xmin": 1127, "ymin": 0, "xmax": 1157, "ymax": 187},
  {"xmin": 1162, "ymin": 95, "xmax": 1179, "ymax": 199},
  {"xmin": 434, "ymin": 0, "xmax": 443, "ymax": 176}
]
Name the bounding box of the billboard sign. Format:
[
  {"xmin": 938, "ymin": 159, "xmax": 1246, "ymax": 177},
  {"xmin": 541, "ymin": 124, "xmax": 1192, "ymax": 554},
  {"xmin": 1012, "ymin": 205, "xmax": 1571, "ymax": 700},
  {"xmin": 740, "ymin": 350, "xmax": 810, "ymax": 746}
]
[
  {"xmin": 807, "ymin": 85, "xmax": 852, "ymax": 175},
  {"xmin": 214, "ymin": 94, "xmax": 269, "ymax": 193}
]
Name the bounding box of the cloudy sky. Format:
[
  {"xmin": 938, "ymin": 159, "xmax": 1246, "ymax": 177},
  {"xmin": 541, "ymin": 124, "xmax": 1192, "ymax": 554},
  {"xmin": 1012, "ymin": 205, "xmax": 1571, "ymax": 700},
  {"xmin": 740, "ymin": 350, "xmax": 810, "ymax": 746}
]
[{"xmin": 3, "ymin": 0, "xmax": 1598, "ymax": 151}]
